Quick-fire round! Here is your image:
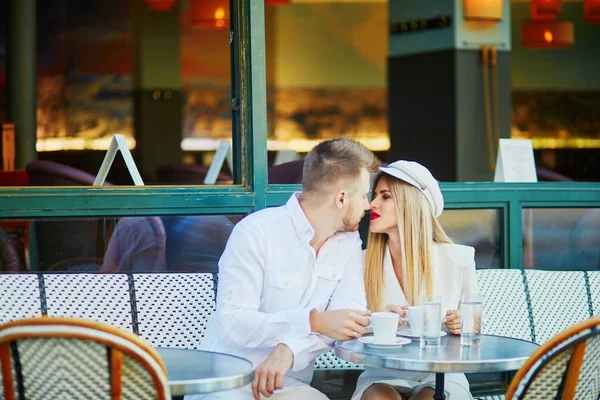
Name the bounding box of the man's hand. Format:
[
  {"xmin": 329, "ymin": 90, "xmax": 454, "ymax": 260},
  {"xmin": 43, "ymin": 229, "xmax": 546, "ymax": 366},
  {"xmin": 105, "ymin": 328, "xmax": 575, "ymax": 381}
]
[
  {"xmin": 252, "ymin": 343, "xmax": 293, "ymax": 400},
  {"xmin": 310, "ymin": 309, "xmax": 371, "ymax": 340}
]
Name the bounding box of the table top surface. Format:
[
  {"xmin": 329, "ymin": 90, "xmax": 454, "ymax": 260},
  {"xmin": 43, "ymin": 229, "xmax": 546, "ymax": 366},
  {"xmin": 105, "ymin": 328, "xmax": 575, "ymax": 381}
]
[
  {"xmin": 335, "ymin": 334, "xmax": 539, "ymax": 374},
  {"xmin": 156, "ymin": 347, "xmax": 254, "ymax": 396}
]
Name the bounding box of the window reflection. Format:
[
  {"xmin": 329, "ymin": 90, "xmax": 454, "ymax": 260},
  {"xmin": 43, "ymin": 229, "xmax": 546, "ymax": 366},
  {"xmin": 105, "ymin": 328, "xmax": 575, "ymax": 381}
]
[
  {"xmin": 0, "ymin": 215, "xmax": 239, "ymax": 274},
  {"xmin": 523, "ymin": 208, "xmax": 600, "ymax": 271},
  {"xmin": 438, "ymin": 209, "xmax": 503, "ymax": 269}
]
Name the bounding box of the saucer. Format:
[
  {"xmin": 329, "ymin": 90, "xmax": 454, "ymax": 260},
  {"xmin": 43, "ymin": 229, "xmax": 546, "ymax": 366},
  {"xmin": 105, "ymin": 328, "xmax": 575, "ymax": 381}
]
[
  {"xmin": 358, "ymin": 336, "xmax": 411, "ymax": 349},
  {"xmin": 397, "ymin": 329, "xmax": 448, "ymax": 340}
]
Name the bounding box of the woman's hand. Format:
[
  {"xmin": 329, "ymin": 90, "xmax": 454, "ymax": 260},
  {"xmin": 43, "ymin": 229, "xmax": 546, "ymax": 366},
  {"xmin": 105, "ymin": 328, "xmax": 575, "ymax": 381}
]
[
  {"xmin": 444, "ymin": 309, "xmax": 461, "ymax": 335},
  {"xmin": 384, "ymin": 303, "xmax": 408, "ymax": 326}
]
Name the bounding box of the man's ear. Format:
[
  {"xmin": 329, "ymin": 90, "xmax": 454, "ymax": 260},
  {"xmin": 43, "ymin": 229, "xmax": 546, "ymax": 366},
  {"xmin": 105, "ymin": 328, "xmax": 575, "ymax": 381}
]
[{"xmin": 335, "ymin": 190, "xmax": 346, "ymax": 209}]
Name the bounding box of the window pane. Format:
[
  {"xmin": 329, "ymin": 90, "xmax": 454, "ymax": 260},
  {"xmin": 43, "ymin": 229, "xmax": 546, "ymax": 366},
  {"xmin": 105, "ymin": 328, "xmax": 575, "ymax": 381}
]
[
  {"xmin": 264, "ymin": 3, "xmax": 387, "ymax": 184},
  {"xmin": 439, "ymin": 209, "xmax": 503, "ymax": 269},
  {"xmin": 523, "ymin": 208, "xmax": 599, "ymax": 271},
  {"xmin": 0, "ymin": 214, "xmax": 242, "ymax": 274},
  {"xmin": 0, "ymin": 0, "xmax": 236, "ymax": 186}
]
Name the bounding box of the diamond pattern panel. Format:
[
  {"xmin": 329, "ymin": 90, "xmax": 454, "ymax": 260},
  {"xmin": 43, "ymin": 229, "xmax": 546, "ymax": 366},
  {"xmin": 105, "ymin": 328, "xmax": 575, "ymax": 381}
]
[
  {"xmin": 588, "ymin": 272, "xmax": 600, "ymax": 316},
  {"xmin": 0, "ymin": 274, "xmax": 41, "ymax": 323},
  {"xmin": 477, "ymin": 269, "xmax": 533, "ymax": 341},
  {"xmin": 519, "ymin": 347, "xmax": 573, "ymax": 400},
  {"xmin": 121, "ymin": 352, "xmax": 158, "ymax": 400},
  {"xmin": 526, "ymin": 270, "xmax": 590, "ymax": 343},
  {"xmin": 574, "ymin": 334, "xmax": 600, "ymax": 399},
  {"xmin": 18, "ymin": 338, "xmax": 111, "ymax": 400},
  {"xmin": 314, "ymin": 350, "xmax": 363, "ymax": 370},
  {"xmin": 134, "ymin": 273, "xmax": 216, "ymax": 349},
  {"xmin": 43, "ymin": 274, "xmax": 133, "ymax": 332}
]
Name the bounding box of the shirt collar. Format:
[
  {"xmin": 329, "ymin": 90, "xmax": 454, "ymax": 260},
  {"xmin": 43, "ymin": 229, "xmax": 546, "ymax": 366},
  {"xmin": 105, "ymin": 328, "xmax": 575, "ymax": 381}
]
[{"xmin": 286, "ymin": 192, "xmax": 315, "ymax": 239}]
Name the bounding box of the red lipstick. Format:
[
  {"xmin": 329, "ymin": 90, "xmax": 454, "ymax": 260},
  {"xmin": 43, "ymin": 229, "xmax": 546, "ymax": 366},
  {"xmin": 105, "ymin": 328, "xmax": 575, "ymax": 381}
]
[{"xmin": 370, "ymin": 212, "xmax": 380, "ymax": 221}]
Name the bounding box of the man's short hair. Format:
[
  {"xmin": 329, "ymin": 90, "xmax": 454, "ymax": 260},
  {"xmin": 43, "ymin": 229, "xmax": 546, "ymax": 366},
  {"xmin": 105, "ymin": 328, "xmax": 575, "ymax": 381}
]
[{"xmin": 302, "ymin": 138, "xmax": 379, "ymax": 194}]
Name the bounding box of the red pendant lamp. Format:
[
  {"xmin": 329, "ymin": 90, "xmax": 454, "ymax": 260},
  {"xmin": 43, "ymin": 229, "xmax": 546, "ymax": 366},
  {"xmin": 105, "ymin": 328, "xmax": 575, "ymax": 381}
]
[
  {"xmin": 522, "ymin": 0, "xmax": 573, "ymax": 49},
  {"xmin": 522, "ymin": 20, "xmax": 574, "ymax": 48},
  {"xmin": 530, "ymin": 0, "xmax": 561, "ymax": 20},
  {"xmin": 190, "ymin": 0, "xmax": 230, "ymax": 29},
  {"xmin": 584, "ymin": 0, "xmax": 600, "ymax": 23},
  {"xmin": 143, "ymin": 0, "xmax": 176, "ymax": 11}
]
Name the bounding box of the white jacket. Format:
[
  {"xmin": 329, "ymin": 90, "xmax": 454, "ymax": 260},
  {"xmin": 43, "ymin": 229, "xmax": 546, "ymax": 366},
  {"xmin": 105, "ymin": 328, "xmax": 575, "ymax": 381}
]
[{"xmin": 352, "ymin": 242, "xmax": 478, "ymax": 400}]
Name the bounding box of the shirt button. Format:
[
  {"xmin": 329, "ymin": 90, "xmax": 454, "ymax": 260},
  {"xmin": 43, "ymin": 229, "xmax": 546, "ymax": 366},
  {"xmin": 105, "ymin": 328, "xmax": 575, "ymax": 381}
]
[
  {"xmin": 284, "ymin": 281, "xmax": 289, "ymax": 287},
  {"xmin": 331, "ymin": 274, "xmax": 336, "ymax": 279}
]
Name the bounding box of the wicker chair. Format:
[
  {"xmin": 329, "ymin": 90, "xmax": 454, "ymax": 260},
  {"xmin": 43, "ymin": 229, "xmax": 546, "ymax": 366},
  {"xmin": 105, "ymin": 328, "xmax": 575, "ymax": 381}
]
[
  {"xmin": 506, "ymin": 317, "xmax": 600, "ymax": 400},
  {"xmin": 0, "ymin": 317, "xmax": 170, "ymax": 400}
]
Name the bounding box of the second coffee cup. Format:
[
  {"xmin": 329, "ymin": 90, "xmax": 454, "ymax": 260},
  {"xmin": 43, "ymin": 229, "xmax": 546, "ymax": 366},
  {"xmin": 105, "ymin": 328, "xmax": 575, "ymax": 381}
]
[{"xmin": 401, "ymin": 306, "xmax": 424, "ymax": 336}]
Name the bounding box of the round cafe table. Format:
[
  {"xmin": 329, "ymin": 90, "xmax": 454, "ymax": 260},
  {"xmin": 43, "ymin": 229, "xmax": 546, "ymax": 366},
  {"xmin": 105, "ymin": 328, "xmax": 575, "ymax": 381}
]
[
  {"xmin": 156, "ymin": 347, "xmax": 255, "ymax": 396},
  {"xmin": 335, "ymin": 334, "xmax": 539, "ymax": 400}
]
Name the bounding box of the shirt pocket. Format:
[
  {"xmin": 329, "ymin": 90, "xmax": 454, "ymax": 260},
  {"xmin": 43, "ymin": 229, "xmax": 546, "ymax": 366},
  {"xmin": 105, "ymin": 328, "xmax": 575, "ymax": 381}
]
[
  {"xmin": 265, "ymin": 272, "xmax": 304, "ymax": 311},
  {"xmin": 316, "ymin": 263, "xmax": 344, "ymax": 282}
]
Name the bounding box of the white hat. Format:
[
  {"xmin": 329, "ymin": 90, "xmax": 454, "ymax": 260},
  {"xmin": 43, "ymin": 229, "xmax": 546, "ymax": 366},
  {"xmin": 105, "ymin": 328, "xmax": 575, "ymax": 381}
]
[{"xmin": 379, "ymin": 160, "xmax": 444, "ymax": 217}]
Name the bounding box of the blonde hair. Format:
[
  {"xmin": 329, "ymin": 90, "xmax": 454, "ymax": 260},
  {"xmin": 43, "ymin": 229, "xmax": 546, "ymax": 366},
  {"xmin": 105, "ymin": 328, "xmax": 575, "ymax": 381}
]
[
  {"xmin": 302, "ymin": 138, "xmax": 379, "ymax": 195},
  {"xmin": 364, "ymin": 175, "xmax": 453, "ymax": 311}
]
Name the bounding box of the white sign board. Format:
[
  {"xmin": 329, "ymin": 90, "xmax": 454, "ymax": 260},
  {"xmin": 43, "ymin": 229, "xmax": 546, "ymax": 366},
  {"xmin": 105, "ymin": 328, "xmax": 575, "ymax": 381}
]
[
  {"xmin": 493, "ymin": 139, "xmax": 537, "ymax": 183},
  {"xmin": 94, "ymin": 134, "xmax": 144, "ymax": 186},
  {"xmin": 204, "ymin": 141, "xmax": 231, "ymax": 185}
]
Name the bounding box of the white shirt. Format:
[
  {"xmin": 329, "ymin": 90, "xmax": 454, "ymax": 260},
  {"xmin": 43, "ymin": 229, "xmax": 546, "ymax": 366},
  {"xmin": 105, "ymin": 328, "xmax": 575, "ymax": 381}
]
[{"xmin": 200, "ymin": 193, "xmax": 367, "ymax": 389}]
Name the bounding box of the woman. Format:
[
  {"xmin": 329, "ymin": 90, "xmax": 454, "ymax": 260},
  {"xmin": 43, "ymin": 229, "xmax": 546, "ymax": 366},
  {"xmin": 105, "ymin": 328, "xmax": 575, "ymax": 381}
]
[{"xmin": 353, "ymin": 160, "xmax": 478, "ymax": 400}]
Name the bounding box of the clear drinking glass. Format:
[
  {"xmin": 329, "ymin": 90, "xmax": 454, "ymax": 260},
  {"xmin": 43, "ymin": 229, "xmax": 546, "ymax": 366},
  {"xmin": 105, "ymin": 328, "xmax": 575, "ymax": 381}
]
[
  {"xmin": 420, "ymin": 294, "xmax": 442, "ymax": 348},
  {"xmin": 461, "ymin": 293, "xmax": 483, "ymax": 347}
]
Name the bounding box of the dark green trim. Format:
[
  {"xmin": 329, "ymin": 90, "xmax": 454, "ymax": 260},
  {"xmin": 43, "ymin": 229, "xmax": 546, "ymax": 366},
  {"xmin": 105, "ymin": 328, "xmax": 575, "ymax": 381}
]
[
  {"xmin": 37, "ymin": 273, "xmax": 47, "ymax": 316},
  {"xmin": 521, "ymin": 269, "xmax": 537, "ymax": 343},
  {"xmin": 584, "ymin": 272, "xmax": 594, "ymax": 318},
  {"xmin": 0, "ymin": 187, "xmax": 254, "ymax": 218},
  {"xmin": 246, "ymin": 0, "xmax": 268, "ymax": 209},
  {"xmin": 128, "ymin": 274, "xmax": 140, "ymax": 334}
]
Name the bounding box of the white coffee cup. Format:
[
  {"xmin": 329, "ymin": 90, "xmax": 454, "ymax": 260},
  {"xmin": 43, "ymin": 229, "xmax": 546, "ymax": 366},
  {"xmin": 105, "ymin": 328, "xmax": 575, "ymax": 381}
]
[
  {"xmin": 370, "ymin": 312, "xmax": 399, "ymax": 343},
  {"xmin": 401, "ymin": 306, "xmax": 424, "ymax": 336}
]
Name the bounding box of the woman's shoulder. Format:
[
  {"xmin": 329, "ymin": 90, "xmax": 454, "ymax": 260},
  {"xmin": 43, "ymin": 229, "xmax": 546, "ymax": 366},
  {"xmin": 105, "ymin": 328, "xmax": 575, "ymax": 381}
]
[{"xmin": 436, "ymin": 243, "xmax": 475, "ymax": 267}]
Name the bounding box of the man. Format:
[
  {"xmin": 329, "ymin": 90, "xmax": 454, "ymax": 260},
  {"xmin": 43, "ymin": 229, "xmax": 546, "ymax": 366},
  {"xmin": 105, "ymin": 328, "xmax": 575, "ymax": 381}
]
[{"xmin": 195, "ymin": 138, "xmax": 380, "ymax": 400}]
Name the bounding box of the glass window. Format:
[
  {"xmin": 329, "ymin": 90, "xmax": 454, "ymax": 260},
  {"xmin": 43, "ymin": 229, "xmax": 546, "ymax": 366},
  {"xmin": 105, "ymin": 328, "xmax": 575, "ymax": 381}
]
[
  {"xmin": 523, "ymin": 208, "xmax": 600, "ymax": 271},
  {"xmin": 264, "ymin": 2, "xmax": 387, "ymax": 184},
  {"xmin": 0, "ymin": 214, "xmax": 243, "ymax": 274},
  {"xmin": 439, "ymin": 209, "xmax": 503, "ymax": 269},
  {"xmin": 0, "ymin": 0, "xmax": 238, "ymax": 187}
]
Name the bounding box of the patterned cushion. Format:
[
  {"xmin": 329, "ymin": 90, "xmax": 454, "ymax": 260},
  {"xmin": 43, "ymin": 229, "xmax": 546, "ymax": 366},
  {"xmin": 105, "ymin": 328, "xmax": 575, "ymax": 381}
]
[
  {"xmin": 134, "ymin": 273, "xmax": 216, "ymax": 349},
  {"xmin": 43, "ymin": 274, "xmax": 133, "ymax": 332},
  {"xmin": 477, "ymin": 269, "xmax": 533, "ymax": 342},
  {"xmin": 0, "ymin": 274, "xmax": 41, "ymax": 323},
  {"xmin": 588, "ymin": 271, "xmax": 600, "ymax": 316},
  {"xmin": 525, "ymin": 270, "xmax": 591, "ymax": 343},
  {"xmin": 314, "ymin": 349, "xmax": 363, "ymax": 370}
]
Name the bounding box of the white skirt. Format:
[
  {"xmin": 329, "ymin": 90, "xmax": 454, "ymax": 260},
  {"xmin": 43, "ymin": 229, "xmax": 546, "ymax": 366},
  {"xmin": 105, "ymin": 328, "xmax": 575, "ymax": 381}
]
[{"xmin": 351, "ymin": 367, "xmax": 473, "ymax": 400}]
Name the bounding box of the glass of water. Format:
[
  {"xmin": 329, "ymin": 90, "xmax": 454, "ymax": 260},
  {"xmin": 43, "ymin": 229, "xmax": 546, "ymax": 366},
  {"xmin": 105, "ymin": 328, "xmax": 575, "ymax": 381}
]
[
  {"xmin": 420, "ymin": 294, "xmax": 442, "ymax": 348},
  {"xmin": 461, "ymin": 293, "xmax": 483, "ymax": 347}
]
